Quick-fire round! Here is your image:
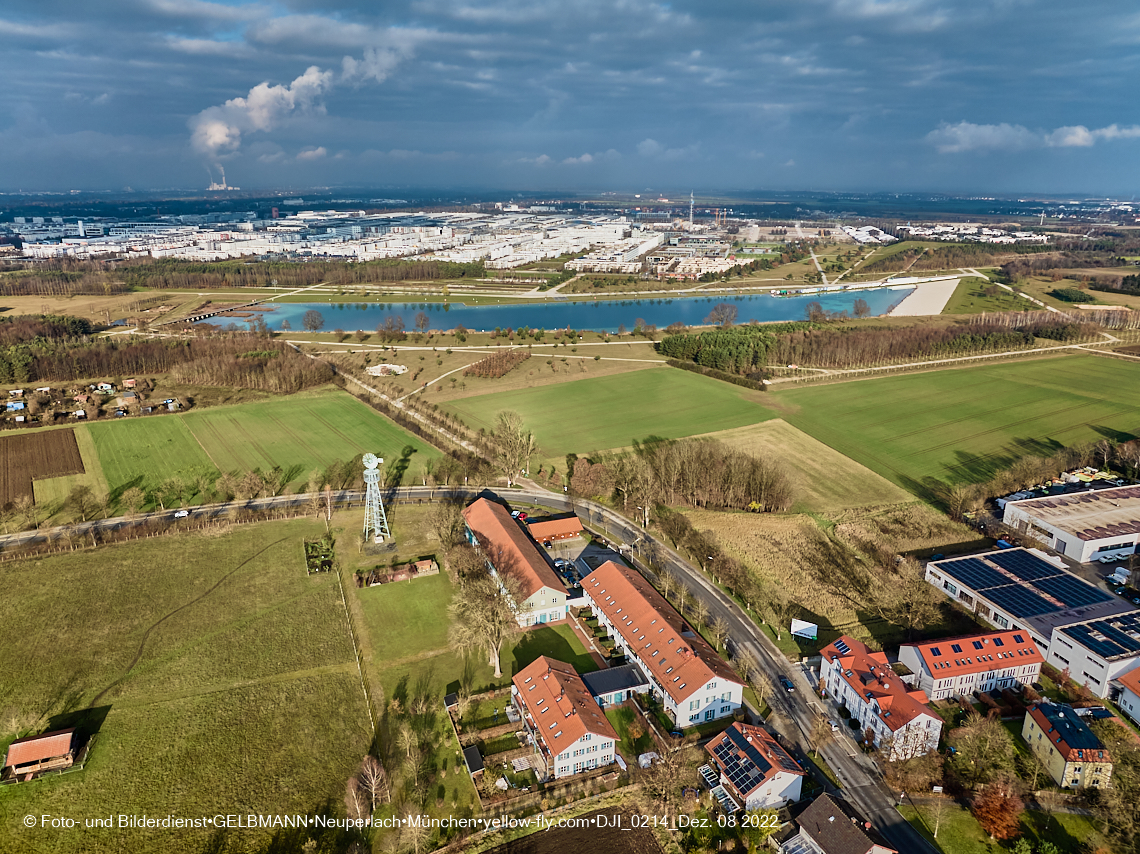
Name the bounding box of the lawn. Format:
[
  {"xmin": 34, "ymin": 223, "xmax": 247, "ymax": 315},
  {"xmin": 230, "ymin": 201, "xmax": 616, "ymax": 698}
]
[
  {"xmin": 701, "ymin": 419, "xmax": 912, "ymax": 513},
  {"xmin": 777, "ymin": 354, "xmax": 1140, "ymax": 490},
  {"xmin": 0, "ymin": 518, "xmax": 373, "ymax": 854},
  {"xmin": 355, "ymin": 571, "xmax": 455, "ymax": 662},
  {"xmin": 605, "ymin": 705, "xmax": 654, "ymax": 760},
  {"xmin": 899, "ymin": 801, "xmax": 1108, "ymax": 854},
  {"xmin": 941, "ymin": 276, "xmax": 1024, "ymax": 314},
  {"xmin": 82, "ymin": 386, "xmax": 440, "ymax": 506},
  {"xmin": 184, "ymin": 386, "xmax": 440, "ymax": 480},
  {"xmin": 86, "ymin": 416, "xmax": 215, "ymax": 496},
  {"xmin": 445, "ymin": 366, "xmax": 776, "ymax": 459}
]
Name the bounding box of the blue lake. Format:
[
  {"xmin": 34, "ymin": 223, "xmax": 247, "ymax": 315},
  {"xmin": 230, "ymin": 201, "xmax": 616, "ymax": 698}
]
[{"xmin": 229, "ymin": 287, "xmax": 914, "ymax": 333}]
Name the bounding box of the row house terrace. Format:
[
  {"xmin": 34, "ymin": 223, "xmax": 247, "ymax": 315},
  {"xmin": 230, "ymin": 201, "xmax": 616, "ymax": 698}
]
[
  {"xmin": 583, "ymin": 561, "xmax": 743, "ymax": 726},
  {"xmin": 462, "ymin": 498, "xmax": 566, "ymax": 627},
  {"xmin": 898, "ymin": 630, "xmax": 1044, "ymax": 701},
  {"xmin": 511, "ymin": 657, "xmax": 617, "ymax": 780}
]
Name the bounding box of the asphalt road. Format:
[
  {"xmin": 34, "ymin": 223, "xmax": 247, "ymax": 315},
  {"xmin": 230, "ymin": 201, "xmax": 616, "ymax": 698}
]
[{"xmin": 0, "ymin": 484, "xmax": 938, "ymax": 852}]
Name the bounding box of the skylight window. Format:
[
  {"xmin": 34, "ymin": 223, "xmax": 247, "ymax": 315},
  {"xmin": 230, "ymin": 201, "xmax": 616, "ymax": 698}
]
[
  {"xmin": 951, "ymin": 644, "xmax": 963, "ymax": 654},
  {"xmin": 993, "ymin": 637, "xmax": 1005, "ymax": 647},
  {"xmin": 930, "ymin": 647, "xmax": 942, "ymax": 657},
  {"xmin": 1013, "ymin": 633, "xmax": 1024, "ymax": 643},
  {"xmin": 972, "ymin": 640, "xmax": 984, "ymax": 650}
]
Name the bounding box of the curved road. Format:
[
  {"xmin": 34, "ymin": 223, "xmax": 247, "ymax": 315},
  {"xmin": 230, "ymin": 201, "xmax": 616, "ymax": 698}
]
[{"xmin": 0, "ymin": 485, "xmax": 935, "ymax": 853}]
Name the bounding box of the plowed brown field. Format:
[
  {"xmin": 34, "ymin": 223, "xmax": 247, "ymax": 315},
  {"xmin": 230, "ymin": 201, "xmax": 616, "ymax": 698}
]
[{"xmin": 0, "ymin": 428, "xmax": 85, "ymax": 505}]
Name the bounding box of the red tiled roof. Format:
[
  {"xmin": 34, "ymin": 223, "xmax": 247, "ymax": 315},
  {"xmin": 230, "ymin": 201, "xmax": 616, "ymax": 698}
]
[
  {"xmin": 513, "ymin": 657, "xmax": 616, "ymax": 758},
  {"xmin": 3, "ymin": 729, "xmax": 75, "ymax": 768},
  {"xmin": 1117, "ymin": 665, "xmax": 1140, "ymax": 700},
  {"xmin": 463, "ymin": 498, "xmax": 562, "ymax": 600},
  {"xmin": 585, "ymin": 560, "xmax": 741, "ymax": 704},
  {"xmin": 821, "ymin": 635, "xmax": 936, "ymax": 733},
  {"xmin": 705, "ymin": 722, "xmax": 803, "ymax": 800},
  {"xmin": 527, "ymin": 517, "xmax": 584, "ymax": 539},
  {"xmin": 903, "ymin": 630, "xmax": 1043, "ymax": 679}
]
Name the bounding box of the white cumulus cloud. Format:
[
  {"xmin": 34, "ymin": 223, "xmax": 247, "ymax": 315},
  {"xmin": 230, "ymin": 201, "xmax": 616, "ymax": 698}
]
[
  {"xmin": 926, "ymin": 121, "xmax": 1039, "ymax": 153},
  {"xmin": 296, "ymin": 146, "xmax": 327, "ymax": 161},
  {"xmin": 929, "ymin": 120, "xmax": 1140, "ymax": 153}
]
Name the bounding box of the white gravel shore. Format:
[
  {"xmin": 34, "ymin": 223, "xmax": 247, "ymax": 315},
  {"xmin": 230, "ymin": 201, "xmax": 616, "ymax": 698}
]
[{"xmin": 887, "ymin": 277, "xmax": 960, "ymax": 316}]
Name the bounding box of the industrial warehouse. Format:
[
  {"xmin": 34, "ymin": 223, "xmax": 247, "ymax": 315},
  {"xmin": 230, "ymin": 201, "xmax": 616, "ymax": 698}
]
[
  {"xmin": 925, "ymin": 549, "xmax": 1140, "ymax": 698},
  {"xmin": 1002, "ymin": 485, "xmax": 1140, "ymax": 563}
]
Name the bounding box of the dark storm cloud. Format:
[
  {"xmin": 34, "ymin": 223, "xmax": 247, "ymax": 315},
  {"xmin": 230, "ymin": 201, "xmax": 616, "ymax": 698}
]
[{"xmin": 1, "ymin": 0, "xmax": 1139, "ymax": 192}]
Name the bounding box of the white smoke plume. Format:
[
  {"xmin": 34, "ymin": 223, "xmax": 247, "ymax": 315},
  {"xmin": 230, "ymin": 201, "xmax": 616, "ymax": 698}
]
[{"xmin": 189, "ymin": 43, "xmax": 412, "ymax": 162}]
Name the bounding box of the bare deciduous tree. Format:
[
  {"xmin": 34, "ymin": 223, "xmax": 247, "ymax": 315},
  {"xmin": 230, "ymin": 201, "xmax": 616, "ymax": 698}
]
[
  {"xmin": 491, "ymin": 410, "xmax": 537, "ymax": 487},
  {"xmin": 709, "ymin": 616, "xmax": 731, "ymax": 652},
  {"xmin": 357, "ymin": 755, "xmax": 389, "ymax": 811},
  {"xmin": 447, "ymin": 565, "xmax": 520, "ymax": 679}
]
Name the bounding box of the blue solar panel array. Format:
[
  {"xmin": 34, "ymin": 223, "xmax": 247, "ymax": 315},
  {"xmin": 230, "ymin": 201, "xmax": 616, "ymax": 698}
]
[
  {"xmin": 938, "ymin": 557, "xmax": 1012, "ymax": 591},
  {"xmin": 936, "ymin": 549, "xmax": 1114, "ymax": 613},
  {"xmin": 1060, "ymin": 613, "xmax": 1140, "ymax": 660},
  {"xmin": 1034, "ymin": 574, "xmax": 1113, "ymax": 608},
  {"xmin": 984, "ymin": 584, "xmax": 1057, "ymax": 618},
  {"xmin": 986, "ymin": 550, "xmax": 1062, "ymax": 582}
]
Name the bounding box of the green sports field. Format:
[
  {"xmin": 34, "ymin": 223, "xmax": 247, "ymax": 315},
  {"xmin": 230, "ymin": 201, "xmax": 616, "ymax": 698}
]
[
  {"xmin": 83, "ymin": 387, "xmax": 440, "ymax": 499},
  {"xmin": 777, "ymin": 354, "xmax": 1140, "ymax": 489},
  {"xmin": 445, "ymin": 367, "xmax": 775, "ymax": 459}
]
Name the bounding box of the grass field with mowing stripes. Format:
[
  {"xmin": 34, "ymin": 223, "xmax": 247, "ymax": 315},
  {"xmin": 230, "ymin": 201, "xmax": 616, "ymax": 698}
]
[
  {"xmin": 777, "ymin": 354, "xmax": 1140, "ymax": 489},
  {"xmin": 445, "ymin": 367, "xmax": 775, "ymax": 460},
  {"xmin": 80, "ymin": 387, "xmax": 440, "ymax": 506},
  {"xmin": 183, "ymin": 387, "xmax": 440, "ymax": 478}
]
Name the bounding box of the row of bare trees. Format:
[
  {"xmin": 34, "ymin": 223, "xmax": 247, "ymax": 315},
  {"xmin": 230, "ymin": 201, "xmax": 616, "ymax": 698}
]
[
  {"xmin": 569, "ymin": 437, "xmax": 794, "ymax": 514},
  {"xmin": 463, "ymin": 349, "xmax": 530, "ymax": 379}
]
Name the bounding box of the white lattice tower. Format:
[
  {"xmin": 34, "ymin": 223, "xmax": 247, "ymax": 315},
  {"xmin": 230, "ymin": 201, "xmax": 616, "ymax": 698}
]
[{"xmin": 362, "ymin": 453, "xmax": 391, "ymax": 543}]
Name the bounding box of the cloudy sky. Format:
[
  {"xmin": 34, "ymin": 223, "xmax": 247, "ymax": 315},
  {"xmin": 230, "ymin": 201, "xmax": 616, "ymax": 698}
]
[{"xmin": 2, "ymin": 0, "xmax": 1139, "ymax": 194}]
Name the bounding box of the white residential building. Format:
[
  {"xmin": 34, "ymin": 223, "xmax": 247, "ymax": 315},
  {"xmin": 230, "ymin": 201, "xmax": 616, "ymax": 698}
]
[
  {"xmin": 462, "ymin": 498, "xmax": 566, "ymax": 627},
  {"xmin": 705, "ymin": 723, "xmax": 804, "ymax": 811},
  {"xmin": 820, "ymin": 636, "xmax": 941, "ymax": 760},
  {"xmin": 899, "ymin": 630, "xmax": 1044, "ymax": 701},
  {"xmin": 512, "ymin": 656, "xmax": 617, "ymax": 780},
  {"xmin": 582, "ymin": 560, "xmax": 743, "ymax": 727}
]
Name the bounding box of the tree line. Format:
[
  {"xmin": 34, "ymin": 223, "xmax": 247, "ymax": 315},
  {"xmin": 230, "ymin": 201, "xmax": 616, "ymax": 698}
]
[
  {"xmin": 859, "ymin": 242, "xmax": 1052, "ymax": 275},
  {"xmin": 569, "ymin": 436, "xmax": 795, "ymax": 513},
  {"xmin": 1, "ymin": 324, "xmax": 333, "ymax": 390},
  {"xmin": 657, "ymin": 317, "xmax": 1098, "ymax": 374}
]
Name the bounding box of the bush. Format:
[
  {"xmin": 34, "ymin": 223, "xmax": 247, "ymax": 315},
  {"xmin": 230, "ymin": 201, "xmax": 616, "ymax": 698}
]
[{"xmin": 1049, "ymin": 287, "xmax": 1090, "ymax": 302}]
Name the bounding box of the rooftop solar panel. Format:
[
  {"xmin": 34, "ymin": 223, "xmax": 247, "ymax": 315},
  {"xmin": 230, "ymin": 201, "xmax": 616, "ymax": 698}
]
[
  {"xmin": 1033, "ymin": 574, "xmax": 1114, "ymax": 609},
  {"xmin": 984, "ymin": 584, "xmax": 1057, "ymax": 618},
  {"xmin": 986, "ymin": 550, "xmax": 1062, "ymax": 582},
  {"xmin": 938, "ymin": 557, "xmax": 1010, "ymax": 591},
  {"xmin": 1060, "ymin": 624, "xmax": 1131, "ymax": 659}
]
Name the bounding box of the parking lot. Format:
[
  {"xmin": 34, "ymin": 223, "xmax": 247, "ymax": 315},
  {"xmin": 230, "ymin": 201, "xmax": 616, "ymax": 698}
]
[{"xmin": 529, "ymin": 528, "xmax": 630, "ymax": 593}]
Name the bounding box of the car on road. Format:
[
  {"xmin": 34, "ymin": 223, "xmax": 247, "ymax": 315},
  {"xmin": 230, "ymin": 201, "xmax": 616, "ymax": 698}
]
[
  {"xmin": 778, "ymin": 675, "xmax": 795, "ymax": 693},
  {"xmin": 829, "ymin": 720, "xmax": 839, "ymax": 732},
  {"xmin": 1098, "ymin": 555, "xmax": 1120, "ymax": 564},
  {"xmin": 174, "ymin": 510, "xmax": 189, "ymax": 518}
]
